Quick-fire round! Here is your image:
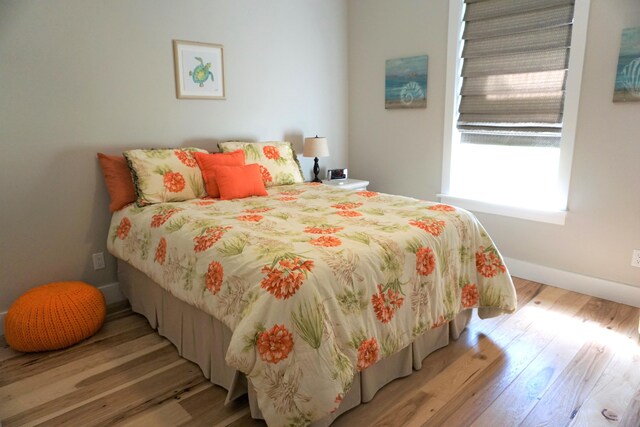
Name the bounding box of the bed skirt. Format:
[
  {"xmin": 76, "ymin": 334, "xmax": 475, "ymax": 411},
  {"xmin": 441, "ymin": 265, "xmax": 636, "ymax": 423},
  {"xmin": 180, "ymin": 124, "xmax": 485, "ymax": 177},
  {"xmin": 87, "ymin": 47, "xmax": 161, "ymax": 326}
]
[{"xmin": 117, "ymin": 260, "xmax": 472, "ymax": 426}]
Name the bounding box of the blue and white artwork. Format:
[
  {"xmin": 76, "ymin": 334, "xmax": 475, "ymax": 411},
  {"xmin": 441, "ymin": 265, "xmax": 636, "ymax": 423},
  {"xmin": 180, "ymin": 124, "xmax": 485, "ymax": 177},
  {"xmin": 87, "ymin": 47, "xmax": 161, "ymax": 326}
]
[
  {"xmin": 613, "ymin": 27, "xmax": 640, "ymax": 102},
  {"xmin": 385, "ymin": 55, "xmax": 428, "ymax": 109}
]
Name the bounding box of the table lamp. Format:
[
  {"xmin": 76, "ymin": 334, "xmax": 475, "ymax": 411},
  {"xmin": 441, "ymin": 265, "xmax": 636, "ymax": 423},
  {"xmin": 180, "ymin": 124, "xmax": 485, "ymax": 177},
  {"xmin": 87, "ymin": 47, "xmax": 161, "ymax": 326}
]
[{"xmin": 303, "ymin": 136, "xmax": 330, "ymax": 183}]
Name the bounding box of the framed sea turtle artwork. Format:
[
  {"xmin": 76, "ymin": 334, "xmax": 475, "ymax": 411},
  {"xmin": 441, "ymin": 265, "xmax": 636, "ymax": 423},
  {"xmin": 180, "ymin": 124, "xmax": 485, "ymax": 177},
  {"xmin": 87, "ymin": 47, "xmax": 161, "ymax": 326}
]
[
  {"xmin": 613, "ymin": 27, "xmax": 640, "ymax": 103},
  {"xmin": 173, "ymin": 40, "xmax": 225, "ymax": 99}
]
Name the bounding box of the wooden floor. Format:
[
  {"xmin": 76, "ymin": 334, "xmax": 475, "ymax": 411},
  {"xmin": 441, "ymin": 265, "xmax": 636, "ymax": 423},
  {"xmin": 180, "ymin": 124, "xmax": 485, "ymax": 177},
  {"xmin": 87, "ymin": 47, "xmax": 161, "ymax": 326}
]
[{"xmin": 1, "ymin": 277, "xmax": 639, "ymax": 427}]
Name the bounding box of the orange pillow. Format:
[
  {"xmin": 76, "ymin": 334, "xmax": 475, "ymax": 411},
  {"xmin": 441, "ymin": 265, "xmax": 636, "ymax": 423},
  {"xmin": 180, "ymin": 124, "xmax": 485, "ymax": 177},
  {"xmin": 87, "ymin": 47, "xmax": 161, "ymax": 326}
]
[
  {"xmin": 194, "ymin": 150, "xmax": 246, "ymax": 198},
  {"xmin": 214, "ymin": 164, "xmax": 268, "ymax": 200},
  {"xmin": 97, "ymin": 153, "xmax": 136, "ymax": 212}
]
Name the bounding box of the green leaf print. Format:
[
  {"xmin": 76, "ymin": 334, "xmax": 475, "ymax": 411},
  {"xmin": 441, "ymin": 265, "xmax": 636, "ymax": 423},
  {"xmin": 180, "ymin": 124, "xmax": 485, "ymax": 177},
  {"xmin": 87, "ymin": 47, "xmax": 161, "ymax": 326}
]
[
  {"xmin": 480, "ymin": 286, "xmax": 504, "ymax": 307},
  {"xmin": 331, "ymin": 346, "xmax": 354, "ymax": 391},
  {"xmin": 412, "ymin": 320, "xmax": 428, "ymax": 338},
  {"xmin": 405, "ymin": 237, "xmax": 424, "ymax": 254},
  {"xmin": 361, "ymin": 208, "xmax": 385, "ymax": 216},
  {"xmin": 380, "ymin": 332, "xmax": 401, "ymax": 358},
  {"xmin": 217, "ymin": 233, "xmax": 249, "ymax": 257},
  {"xmin": 336, "ymin": 289, "xmax": 368, "ymax": 314},
  {"xmin": 243, "ymin": 323, "xmax": 266, "ymax": 352},
  {"xmin": 341, "ymin": 232, "xmax": 371, "ymax": 246},
  {"xmin": 243, "ymin": 144, "xmax": 261, "ymax": 161},
  {"xmin": 291, "ymin": 299, "xmax": 325, "ymax": 349},
  {"xmin": 165, "ymin": 217, "xmax": 189, "ymax": 233},
  {"xmin": 142, "ymin": 149, "xmax": 172, "ymax": 159},
  {"xmin": 275, "ymin": 172, "xmax": 295, "ymax": 185},
  {"xmin": 153, "ymin": 164, "xmax": 172, "ymax": 176},
  {"xmin": 188, "ymin": 173, "xmax": 205, "ymax": 197},
  {"xmin": 270, "ymin": 212, "xmax": 291, "ymax": 221}
]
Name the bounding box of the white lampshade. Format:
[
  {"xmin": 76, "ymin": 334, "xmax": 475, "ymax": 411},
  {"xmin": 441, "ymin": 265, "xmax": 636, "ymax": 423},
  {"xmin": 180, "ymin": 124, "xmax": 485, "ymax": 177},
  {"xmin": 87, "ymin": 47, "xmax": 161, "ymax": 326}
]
[{"xmin": 303, "ymin": 136, "xmax": 330, "ymax": 158}]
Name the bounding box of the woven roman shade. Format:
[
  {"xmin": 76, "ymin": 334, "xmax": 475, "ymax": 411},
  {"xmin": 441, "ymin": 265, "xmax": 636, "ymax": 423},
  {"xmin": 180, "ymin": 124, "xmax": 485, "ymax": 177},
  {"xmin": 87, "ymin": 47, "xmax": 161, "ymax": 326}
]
[{"xmin": 458, "ymin": 0, "xmax": 575, "ymax": 147}]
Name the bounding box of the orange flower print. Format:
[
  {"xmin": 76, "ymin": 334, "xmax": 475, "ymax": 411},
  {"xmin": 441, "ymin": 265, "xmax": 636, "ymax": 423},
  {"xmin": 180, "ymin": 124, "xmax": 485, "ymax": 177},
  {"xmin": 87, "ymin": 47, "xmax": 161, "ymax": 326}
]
[
  {"xmin": 260, "ymin": 257, "xmax": 315, "ymax": 300},
  {"xmin": 257, "ymin": 324, "xmax": 293, "ymax": 364},
  {"xmin": 461, "ymin": 283, "xmax": 479, "ymax": 308},
  {"xmin": 303, "ymin": 225, "xmax": 344, "ymax": 234},
  {"xmin": 409, "ymin": 218, "xmax": 446, "ymax": 236},
  {"xmin": 305, "ymin": 182, "xmax": 322, "ymax": 186},
  {"xmin": 116, "ymin": 217, "xmax": 131, "ymax": 240},
  {"xmin": 263, "ymin": 145, "xmax": 281, "ymax": 160},
  {"xmin": 356, "ymin": 191, "xmax": 379, "ymax": 198},
  {"xmin": 163, "ymin": 171, "xmax": 186, "ymax": 193},
  {"xmin": 475, "ymin": 246, "xmax": 507, "ymax": 278},
  {"xmin": 278, "ymin": 196, "xmax": 297, "ymax": 202},
  {"xmin": 371, "ymin": 284, "xmax": 404, "ymax": 323},
  {"xmin": 205, "ymin": 260, "xmax": 224, "ymax": 295},
  {"xmin": 427, "ymin": 204, "xmax": 456, "ymax": 212},
  {"xmin": 331, "ymin": 394, "xmax": 344, "ymax": 414},
  {"xmin": 154, "ymin": 237, "xmax": 167, "ymax": 265},
  {"xmin": 174, "ymin": 150, "xmax": 197, "ymax": 168},
  {"xmin": 336, "ymin": 210, "xmax": 362, "ymax": 218},
  {"xmin": 415, "ymin": 247, "xmax": 436, "ymax": 276},
  {"xmin": 259, "ymin": 165, "xmax": 273, "ymax": 184},
  {"xmin": 193, "ymin": 226, "xmax": 231, "ymax": 252},
  {"xmin": 331, "ymin": 202, "xmax": 363, "ymax": 210},
  {"xmin": 195, "ymin": 200, "xmax": 216, "ymax": 206},
  {"xmin": 356, "ymin": 337, "xmax": 379, "ymax": 371},
  {"xmin": 280, "ymin": 189, "xmax": 305, "ymax": 196},
  {"xmin": 237, "ymin": 214, "xmax": 263, "ymax": 222},
  {"xmin": 432, "ymin": 315, "xmax": 448, "ymax": 329},
  {"xmin": 244, "ymin": 207, "xmax": 273, "ymax": 214},
  {"xmin": 150, "ymin": 208, "xmax": 180, "ymax": 228},
  {"xmin": 310, "ymin": 236, "xmax": 342, "ymax": 247}
]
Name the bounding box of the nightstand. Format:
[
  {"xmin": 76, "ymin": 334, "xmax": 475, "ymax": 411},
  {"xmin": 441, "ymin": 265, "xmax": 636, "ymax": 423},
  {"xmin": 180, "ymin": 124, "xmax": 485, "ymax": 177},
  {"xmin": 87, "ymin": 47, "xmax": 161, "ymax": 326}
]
[{"xmin": 322, "ymin": 178, "xmax": 369, "ymax": 191}]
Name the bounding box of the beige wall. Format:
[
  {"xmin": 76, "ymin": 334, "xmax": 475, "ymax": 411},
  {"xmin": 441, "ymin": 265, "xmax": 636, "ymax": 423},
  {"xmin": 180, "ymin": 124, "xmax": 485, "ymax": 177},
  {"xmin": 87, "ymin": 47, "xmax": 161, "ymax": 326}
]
[
  {"xmin": 0, "ymin": 0, "xmax": 348, "ymax": 312},
  {"xmin": 348, "ymin": 0, "xmax": 640, "ymax": 289}
]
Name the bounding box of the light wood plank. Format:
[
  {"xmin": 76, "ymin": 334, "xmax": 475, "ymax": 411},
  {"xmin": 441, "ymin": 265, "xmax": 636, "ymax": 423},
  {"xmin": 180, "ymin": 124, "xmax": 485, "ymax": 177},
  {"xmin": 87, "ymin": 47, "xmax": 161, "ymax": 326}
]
[
  {"xmin": 519, "ymin": 299, "xmax": 639, "ymax": 426},
  {"xmin": 1, "ymin": 278, "xmax": 638, "ymax": 427},
  {"xmin": 425, "ymin": 290, "xmax": 593, "ymax": 426}
]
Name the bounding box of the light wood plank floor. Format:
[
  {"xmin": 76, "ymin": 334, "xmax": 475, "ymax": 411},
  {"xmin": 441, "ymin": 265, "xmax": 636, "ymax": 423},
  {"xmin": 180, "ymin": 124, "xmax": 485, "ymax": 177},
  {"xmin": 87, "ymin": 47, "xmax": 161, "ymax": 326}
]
[{"xmin": 1, "ymin": 277, "xmax": 639, "ymax": 426}]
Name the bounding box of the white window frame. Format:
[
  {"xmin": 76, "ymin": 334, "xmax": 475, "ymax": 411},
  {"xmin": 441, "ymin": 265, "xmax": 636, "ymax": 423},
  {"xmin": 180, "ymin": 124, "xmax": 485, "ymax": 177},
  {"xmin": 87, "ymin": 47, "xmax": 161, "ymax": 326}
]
[{"xmin": 440, "ymin": 0, "xmax": 591, "ymax": 225}]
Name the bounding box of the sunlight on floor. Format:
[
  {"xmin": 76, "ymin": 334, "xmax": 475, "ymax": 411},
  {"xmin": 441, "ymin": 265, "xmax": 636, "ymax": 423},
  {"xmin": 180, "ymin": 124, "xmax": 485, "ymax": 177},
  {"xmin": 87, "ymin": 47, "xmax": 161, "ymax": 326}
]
[{"xmin": 528, "ymin": 305, "xmax": 640, "ymax": 355}]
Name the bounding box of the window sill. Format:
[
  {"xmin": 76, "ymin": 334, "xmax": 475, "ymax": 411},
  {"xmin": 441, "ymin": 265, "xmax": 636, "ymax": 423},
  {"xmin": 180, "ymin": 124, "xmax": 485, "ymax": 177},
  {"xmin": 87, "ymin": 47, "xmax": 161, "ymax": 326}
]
[{"xmin": 437, "ymin": 194, "xmax": 567, "ymax": 225}]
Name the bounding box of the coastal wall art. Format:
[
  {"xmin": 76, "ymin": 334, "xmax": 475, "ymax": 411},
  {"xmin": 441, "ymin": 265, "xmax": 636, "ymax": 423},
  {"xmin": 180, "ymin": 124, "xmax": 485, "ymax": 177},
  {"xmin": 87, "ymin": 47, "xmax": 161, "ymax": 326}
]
[
  {"xmin": 385, "ymin": 55, "xmax": 428, "ymax": 109},
  {"xmin": 613, "ymin": 27, "xmax": 640, "ymax": 103},
  {"xmin": 173, "ymin": 40, "xmax": 225, "ymax": 99}
]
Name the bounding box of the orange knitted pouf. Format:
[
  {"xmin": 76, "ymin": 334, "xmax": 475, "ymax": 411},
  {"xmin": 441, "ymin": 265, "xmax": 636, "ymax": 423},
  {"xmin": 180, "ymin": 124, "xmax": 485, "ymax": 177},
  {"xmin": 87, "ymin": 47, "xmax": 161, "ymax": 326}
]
[{"xmin": 5, "ymin": 281, "xmax": 106, "ymax": 352}]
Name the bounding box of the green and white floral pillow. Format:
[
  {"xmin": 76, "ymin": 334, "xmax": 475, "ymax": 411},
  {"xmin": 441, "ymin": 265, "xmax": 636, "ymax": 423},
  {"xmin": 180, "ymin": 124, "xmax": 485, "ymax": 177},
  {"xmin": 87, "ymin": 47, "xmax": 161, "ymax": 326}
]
[
  {"xmin": 217, "ymin": 141, "xmax": 304, "ymax": 187},
  {"xmin": 124, "ymin": 147, "xmax": 207, "ymax": 206}
]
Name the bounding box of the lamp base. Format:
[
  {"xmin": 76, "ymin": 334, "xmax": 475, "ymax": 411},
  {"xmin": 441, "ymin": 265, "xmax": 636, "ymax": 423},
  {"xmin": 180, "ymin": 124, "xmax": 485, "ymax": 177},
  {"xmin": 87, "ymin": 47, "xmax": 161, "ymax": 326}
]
[{"xmin": 312, "ymin": 157, "xmax": 322, "ymax": 182}]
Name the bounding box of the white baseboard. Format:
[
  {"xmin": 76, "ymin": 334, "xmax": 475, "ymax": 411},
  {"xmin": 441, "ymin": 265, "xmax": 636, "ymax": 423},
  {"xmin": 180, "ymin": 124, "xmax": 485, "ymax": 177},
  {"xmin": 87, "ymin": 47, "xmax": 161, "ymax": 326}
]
[
  {"xmin": 99, "ymin": 281, "xmax": 125, "ymax": 306},
  {"xmin": 0, "ymin": 282, "xmax": 124, "ymax": 338},
  {"xmin": 505, "ymin": 257, "xmax": 640, "ymax": 308}
]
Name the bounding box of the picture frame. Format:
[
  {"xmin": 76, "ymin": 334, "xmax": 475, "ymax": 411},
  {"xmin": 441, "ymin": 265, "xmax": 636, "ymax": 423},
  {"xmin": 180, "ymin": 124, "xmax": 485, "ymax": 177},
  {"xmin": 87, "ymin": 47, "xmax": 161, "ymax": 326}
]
[
  {"xmin": 385, "ymin": 55, "xmax": 428, "ymax": 109},
  {"xmin": 173, "ymin": 40, "xmax": 225, "ymax": 99},
  {"xmin": 613, "ymin": 26, "xmax": 640, "ymax": 103}
]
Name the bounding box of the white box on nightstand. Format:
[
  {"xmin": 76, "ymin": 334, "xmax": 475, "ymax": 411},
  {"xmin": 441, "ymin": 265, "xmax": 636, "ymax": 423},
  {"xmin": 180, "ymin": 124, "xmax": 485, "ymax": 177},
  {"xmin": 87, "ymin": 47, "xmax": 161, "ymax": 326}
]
[{"xmin": 322, "ymin": 178, "xmax": 369, "ymax": 191}]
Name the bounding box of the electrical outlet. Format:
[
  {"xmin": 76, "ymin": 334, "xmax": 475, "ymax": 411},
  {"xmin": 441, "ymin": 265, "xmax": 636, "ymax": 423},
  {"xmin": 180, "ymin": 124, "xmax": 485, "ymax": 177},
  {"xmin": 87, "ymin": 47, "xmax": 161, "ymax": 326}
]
[
  {"xmin": 92, "ymin": 252, "xmax": 106, "ymax": 270},
  {"xmin": 632, "ymin": 250, "xmax": 640, "ymax": 268}
]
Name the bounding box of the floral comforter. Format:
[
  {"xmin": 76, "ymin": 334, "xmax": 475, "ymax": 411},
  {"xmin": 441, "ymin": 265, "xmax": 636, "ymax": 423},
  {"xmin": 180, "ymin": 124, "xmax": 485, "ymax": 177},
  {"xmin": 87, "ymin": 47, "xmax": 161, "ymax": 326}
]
[{"xmin": 107, "ymin": 183, "xmax": 516, "ymax": 426}]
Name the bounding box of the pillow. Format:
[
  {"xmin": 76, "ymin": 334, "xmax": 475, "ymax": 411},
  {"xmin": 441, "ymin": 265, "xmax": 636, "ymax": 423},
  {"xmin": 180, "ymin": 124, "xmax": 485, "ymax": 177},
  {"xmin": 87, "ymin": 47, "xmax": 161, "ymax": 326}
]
[
  {"xmin": 97, "ymin": 153, "xmax": 137, "ymax": 212},
  {"xmin": 193, "ymin": 150, "xmax": 246, "ymax": 198},
  {"xmin": 217, "ymin": 141, "xmax": 304, "ymax": 187},
  {"xmin": 214, "ymin": 164, "xmax": 268, "ymax": 200},
  {"xmin": 124, "ymin": 148, "xmax": 207, "ymax": 206}
]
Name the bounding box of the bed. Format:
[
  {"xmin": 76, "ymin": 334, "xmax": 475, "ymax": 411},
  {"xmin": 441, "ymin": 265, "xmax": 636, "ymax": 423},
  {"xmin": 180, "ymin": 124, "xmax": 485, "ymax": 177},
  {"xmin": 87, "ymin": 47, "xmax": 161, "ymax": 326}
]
[{"xmin": 107, "ymin": 178, "xmax": 516, "ymax": 426}]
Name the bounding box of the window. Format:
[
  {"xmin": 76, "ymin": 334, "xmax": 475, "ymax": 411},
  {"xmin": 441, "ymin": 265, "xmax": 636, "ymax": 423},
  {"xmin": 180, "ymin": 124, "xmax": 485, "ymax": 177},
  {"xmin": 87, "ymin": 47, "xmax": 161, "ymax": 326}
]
[{"xmin": 441, "ymin": 0, "xmax": 590, "ymax": 225}]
